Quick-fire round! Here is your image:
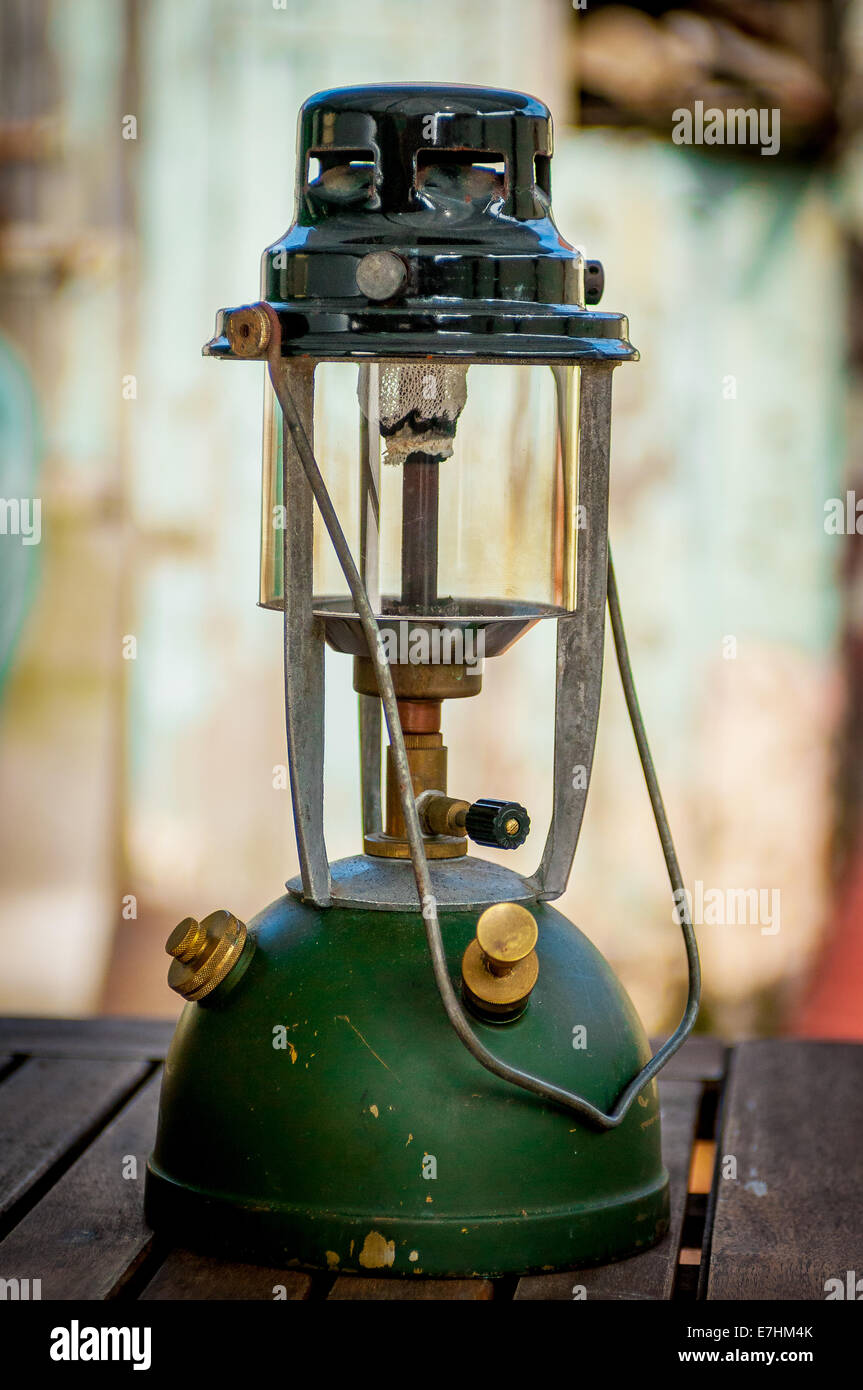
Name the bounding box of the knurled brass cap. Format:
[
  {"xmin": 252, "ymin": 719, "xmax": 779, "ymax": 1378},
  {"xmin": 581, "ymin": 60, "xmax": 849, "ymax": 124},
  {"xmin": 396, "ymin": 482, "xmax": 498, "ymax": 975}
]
[
  {"xmin": 166, "ymin": 917, "xmax": 208, "ymax": 963},
  {"xmin": 166, "ymin": 909, "xmax": 248, "ymax": 1002},
  {"xmin": 461, "ymin": 902, "xmax": 539, "ymax": 1019}
]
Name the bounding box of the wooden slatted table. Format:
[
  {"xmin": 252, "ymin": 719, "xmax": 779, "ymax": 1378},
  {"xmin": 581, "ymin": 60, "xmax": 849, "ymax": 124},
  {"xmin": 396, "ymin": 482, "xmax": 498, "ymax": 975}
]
[{"xmin": 0, "ymin": 1020, "xmax": 859, "ymax": 1302}]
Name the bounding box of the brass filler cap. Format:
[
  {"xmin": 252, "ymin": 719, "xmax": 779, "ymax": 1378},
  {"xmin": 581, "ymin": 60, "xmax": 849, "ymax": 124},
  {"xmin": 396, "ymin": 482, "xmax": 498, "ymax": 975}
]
[{"xmin": 166, "ymin": 910, "xmax": 248, "ymax": 1002}]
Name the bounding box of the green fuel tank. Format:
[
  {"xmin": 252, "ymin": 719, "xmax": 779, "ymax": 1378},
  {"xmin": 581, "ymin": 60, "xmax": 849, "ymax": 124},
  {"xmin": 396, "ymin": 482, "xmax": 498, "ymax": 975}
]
[{"xmin": 146, "ymin": 866, "xmax": 669, "ymax": 1277}]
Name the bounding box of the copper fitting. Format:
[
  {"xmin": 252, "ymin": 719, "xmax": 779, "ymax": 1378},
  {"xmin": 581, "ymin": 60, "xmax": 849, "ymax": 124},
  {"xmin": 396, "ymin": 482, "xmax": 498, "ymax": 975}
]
[{"xmin": 396, "ymin": 698, "xmax": 441, "ymax": 734}]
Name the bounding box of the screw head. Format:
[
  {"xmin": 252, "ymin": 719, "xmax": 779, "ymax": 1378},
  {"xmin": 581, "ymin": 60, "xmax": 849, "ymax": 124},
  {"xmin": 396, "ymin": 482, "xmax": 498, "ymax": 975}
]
[{"xmin": 355, "ymin": 250, "xmax": 407, "ymax": 300}]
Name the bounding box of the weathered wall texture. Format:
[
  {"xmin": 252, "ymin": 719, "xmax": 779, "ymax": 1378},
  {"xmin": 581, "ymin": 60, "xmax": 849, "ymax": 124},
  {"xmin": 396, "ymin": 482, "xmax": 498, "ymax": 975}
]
[{"xmin": 0, "ymin": 0, "xmax": 846, "ymax": 1035}]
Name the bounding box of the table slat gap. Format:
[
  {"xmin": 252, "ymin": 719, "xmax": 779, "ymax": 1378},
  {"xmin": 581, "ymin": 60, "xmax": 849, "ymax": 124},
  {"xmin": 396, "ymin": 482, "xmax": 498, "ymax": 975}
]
[
  {"xmin": 0, "ymin": 1069, "xmax": 163, "ymax": 1300},
  {"xmin": 0, "ymin": 1056, "xmax": 22, "ymax": 1085},
  {"xmin": 0, "ymin": 1058, "xmax": 157, "ymax": 1240}
]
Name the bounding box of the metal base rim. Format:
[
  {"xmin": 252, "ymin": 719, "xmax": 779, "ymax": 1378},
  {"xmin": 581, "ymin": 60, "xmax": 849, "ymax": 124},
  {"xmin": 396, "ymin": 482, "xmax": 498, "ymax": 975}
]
[{"xmin": 145, "ymin": 1164, "xmax": 670, "ymax": 1278}]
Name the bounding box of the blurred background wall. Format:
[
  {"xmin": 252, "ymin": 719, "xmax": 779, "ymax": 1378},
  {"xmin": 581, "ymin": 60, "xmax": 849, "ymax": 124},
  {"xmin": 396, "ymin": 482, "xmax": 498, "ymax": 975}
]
[{"xmin": 0, "ymin": 0, "xmax": 858, "ymax": 1040}]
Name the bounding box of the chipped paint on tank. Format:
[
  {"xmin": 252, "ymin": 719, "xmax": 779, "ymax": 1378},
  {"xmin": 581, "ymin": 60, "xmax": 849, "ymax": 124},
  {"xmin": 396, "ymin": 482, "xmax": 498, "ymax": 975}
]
[{"xmin": 358, "ymin": 1231, "xmax": 396, "ymax": 1268}]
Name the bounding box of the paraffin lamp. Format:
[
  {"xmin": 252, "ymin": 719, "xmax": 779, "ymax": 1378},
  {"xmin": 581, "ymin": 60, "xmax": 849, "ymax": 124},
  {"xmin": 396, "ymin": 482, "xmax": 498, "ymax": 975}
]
[{"xmin": 145, "ymin": 85, "xmax": 700, "ymax": 1277}]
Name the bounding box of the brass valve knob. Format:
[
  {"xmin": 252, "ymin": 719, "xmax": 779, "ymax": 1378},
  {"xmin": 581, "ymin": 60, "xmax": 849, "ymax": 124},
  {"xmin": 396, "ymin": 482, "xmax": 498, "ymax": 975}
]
[
  {"xmin": 166, "ymin": 910, "xmax": 249, "ymax": 1002},
  {"xmin": 461, "ymin": 901, "xmax": 539, "ymax": 1021},
  {"xmin": 464, "ymin": 798, "xmax": 530, "ymax": 850}
]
